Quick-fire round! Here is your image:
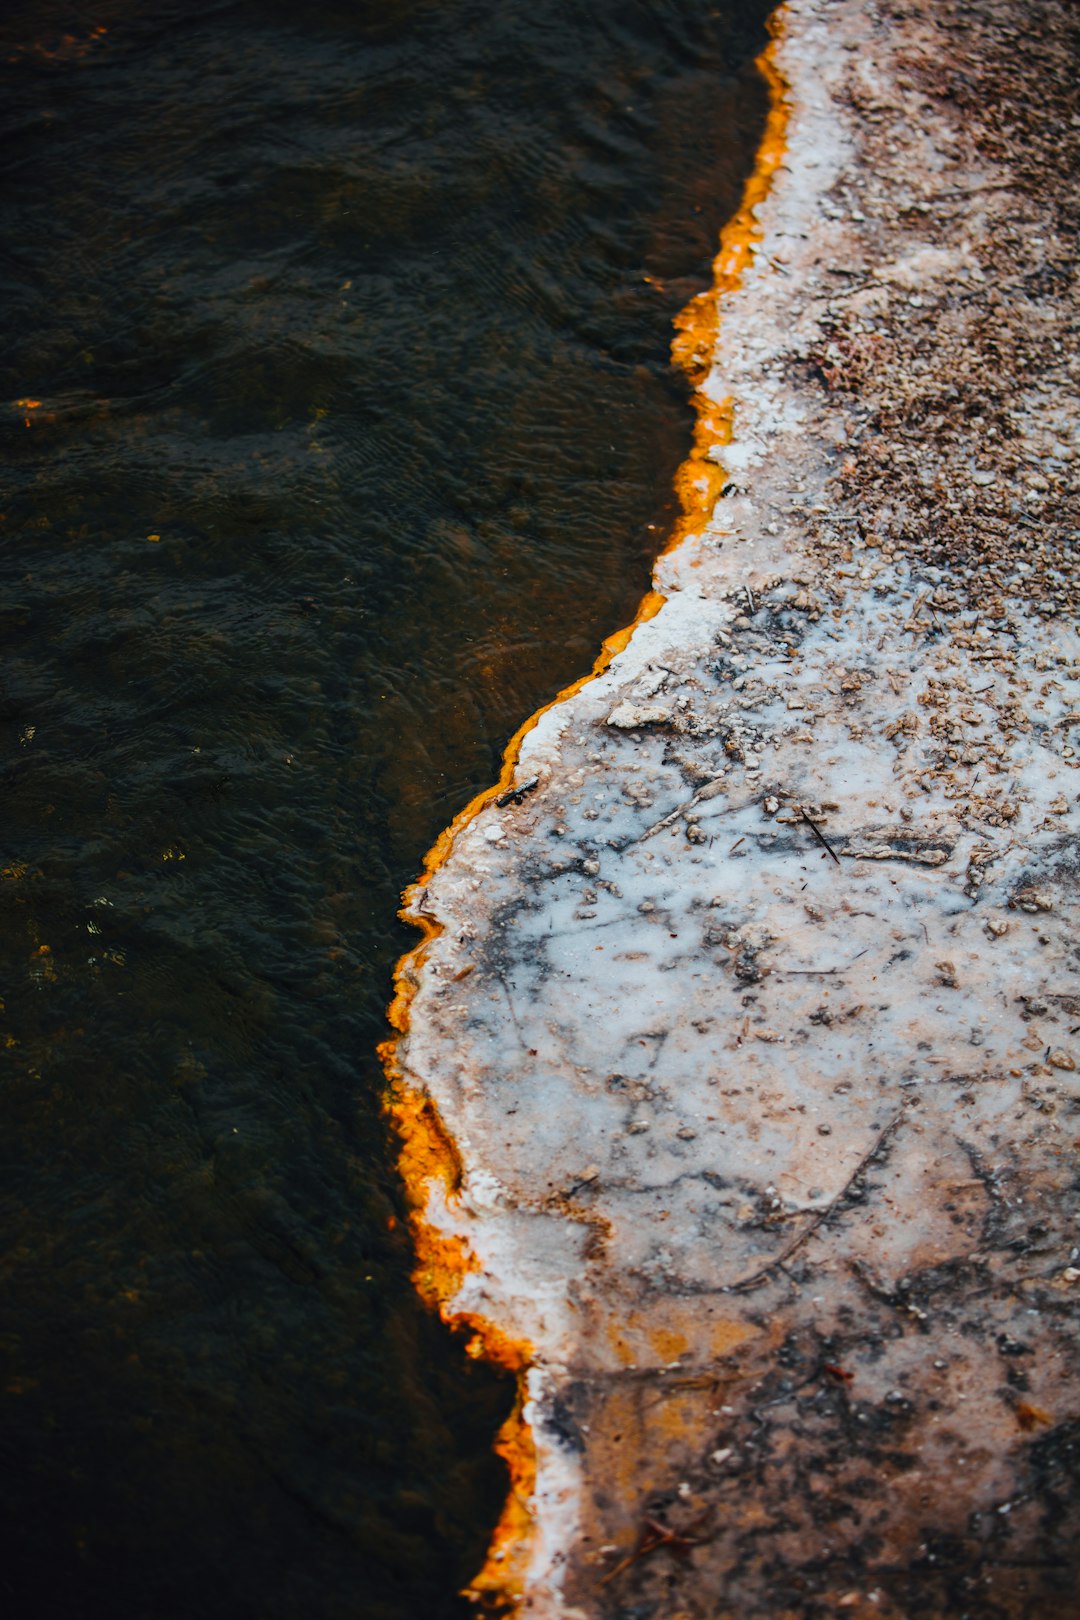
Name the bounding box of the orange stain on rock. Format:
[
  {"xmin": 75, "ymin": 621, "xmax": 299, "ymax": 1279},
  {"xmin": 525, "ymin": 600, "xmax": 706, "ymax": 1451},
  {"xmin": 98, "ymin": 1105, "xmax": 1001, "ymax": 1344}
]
[
  {"xmin": 379, "ymin": 1032, "xmax": 539, "ymax": 1602},
  {"xmin": 667, "ymin": 19, "xmax": 789, "ymax": 550},
  {"xmin": 606, "ymin": 1305, "xmax": 759, "ymax": 1371},
  {"xmin": 379, "ymin": 16, "xmax": 790, "ymax": 1611},
  {"xmin": 463, "ymin": 1400, "xmax": 538, "ymax": 1606}
]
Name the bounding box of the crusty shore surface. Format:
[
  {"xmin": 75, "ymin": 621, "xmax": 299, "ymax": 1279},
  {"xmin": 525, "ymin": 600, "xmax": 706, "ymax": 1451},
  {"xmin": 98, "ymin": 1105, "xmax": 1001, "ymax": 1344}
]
[{"xmin": 392, "ymin": 0, "xmax": 1079, "ymax": 1615}]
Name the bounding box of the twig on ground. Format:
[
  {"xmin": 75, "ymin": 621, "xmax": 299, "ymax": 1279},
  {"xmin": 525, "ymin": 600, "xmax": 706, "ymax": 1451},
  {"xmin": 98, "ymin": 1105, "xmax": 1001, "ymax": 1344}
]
[{"xmin": 728, "ymin": 1109, "xmax": 906, "ymax": 1293}]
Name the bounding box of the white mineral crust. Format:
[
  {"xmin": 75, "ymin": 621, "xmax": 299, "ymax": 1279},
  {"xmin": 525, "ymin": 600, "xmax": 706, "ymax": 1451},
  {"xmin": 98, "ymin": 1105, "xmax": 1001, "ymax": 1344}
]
[{"xmin": 394, "ymin": 0, "xmax": 1080, "ymax": 1613}]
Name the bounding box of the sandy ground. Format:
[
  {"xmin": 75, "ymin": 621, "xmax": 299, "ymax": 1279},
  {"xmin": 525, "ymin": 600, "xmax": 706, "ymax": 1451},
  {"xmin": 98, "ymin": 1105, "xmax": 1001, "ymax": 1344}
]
[{"xmin": 387, "ymin": 0, "xmax": 1080, "ymax": 1614}]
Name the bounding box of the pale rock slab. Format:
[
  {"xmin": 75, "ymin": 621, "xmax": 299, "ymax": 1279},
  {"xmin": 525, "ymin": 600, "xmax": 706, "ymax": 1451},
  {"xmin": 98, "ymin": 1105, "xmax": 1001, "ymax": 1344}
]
[{"xmin": 393, "ymin": 0, "xmax": 1080, "ymax": 1613}]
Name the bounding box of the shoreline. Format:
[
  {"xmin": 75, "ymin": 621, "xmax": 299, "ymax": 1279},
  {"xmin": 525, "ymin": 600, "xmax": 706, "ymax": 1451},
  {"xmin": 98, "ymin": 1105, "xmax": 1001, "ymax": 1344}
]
[{"xmin": 385, "ymin": 0, "xmax": 1079, "ymax": 1614}]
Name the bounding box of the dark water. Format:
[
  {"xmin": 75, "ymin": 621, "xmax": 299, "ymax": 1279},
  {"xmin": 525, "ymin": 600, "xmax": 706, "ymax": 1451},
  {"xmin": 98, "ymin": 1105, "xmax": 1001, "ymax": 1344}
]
[{"xmin": 0, "ymin": 3, "xmax": 771, "ymax": 1615}]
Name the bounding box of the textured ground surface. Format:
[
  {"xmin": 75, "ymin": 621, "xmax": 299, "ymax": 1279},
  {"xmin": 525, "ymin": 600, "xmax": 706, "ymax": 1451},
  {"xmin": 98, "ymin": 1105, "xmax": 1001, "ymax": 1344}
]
[{"xmin": 391, "ymin": 0, "xmax": 1080, "ymax": 1614}]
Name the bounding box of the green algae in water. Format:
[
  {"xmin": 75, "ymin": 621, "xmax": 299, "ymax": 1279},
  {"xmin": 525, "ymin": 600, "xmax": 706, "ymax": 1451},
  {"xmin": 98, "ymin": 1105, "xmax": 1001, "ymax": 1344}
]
[{"xmin": 0, "ymin": 0, "xmax": 772, "ymax": 1614}]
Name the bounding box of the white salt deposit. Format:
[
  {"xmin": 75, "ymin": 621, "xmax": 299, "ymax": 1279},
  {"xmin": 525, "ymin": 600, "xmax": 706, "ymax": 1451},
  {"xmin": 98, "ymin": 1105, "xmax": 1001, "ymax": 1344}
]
[{"xmin": 392, "ymin": 0, "xmax": 1080, "ymax": 1611}]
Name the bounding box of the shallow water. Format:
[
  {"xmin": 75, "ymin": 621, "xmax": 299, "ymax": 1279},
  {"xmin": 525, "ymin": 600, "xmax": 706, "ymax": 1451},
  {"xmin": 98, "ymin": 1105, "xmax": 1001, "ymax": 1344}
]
[{"xmin": 0, "ymin": 2, "xmax": 771, "ymax": 1614}]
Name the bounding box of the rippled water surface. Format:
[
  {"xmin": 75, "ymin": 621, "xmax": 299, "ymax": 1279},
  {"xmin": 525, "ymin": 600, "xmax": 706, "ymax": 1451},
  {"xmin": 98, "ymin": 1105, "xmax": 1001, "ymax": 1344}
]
[{"xmin": 0, "ymin": 2, "xmax": 771, "ymax": 1614}]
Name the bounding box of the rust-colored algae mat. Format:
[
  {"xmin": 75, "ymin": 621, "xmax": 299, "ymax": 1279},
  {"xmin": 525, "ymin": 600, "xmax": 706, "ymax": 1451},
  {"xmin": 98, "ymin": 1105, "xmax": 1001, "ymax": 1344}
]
[
  {"xmin": 383, "ymin": 0, "xmax": 1080, "ymax": 1614},
  {"xmin": 380, "ymin": 17, "xmax": 792, "ymax": 1610}
]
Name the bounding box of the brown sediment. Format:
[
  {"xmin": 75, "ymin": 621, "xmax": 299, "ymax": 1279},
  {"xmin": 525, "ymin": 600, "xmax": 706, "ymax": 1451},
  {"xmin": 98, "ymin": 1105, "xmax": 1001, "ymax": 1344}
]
[{"xmin": 378, "ymin": 17, "xmax": 791, "ymax": 1610}]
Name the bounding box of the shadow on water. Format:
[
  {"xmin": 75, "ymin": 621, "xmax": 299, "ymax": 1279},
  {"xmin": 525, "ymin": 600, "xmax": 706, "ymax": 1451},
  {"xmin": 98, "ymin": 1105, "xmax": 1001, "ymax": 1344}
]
[{"xmin": 0, "ymin": 0, "xmax": 771, "ymax": 1614}]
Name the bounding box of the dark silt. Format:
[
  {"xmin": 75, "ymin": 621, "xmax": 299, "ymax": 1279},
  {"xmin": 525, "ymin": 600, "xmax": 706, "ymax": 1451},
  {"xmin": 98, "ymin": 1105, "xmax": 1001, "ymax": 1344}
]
[{"xmin": 0, "ymin": 1, "xmax": 771, "ymax": 1615}]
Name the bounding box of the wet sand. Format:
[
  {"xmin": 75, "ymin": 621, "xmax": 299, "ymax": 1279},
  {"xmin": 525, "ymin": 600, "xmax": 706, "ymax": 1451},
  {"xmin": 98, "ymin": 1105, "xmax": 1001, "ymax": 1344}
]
[{"xmin": 386, "ymin": 0, "xmax": 1080, "ymax": 1613}]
